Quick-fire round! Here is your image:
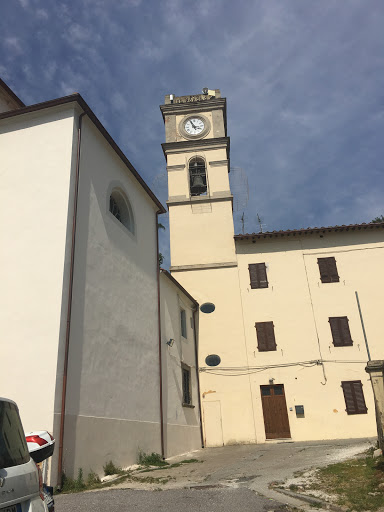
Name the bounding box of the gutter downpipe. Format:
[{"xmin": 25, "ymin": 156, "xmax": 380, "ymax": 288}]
[
  {"xmin": 57, "ymin": 111, "xmax": 86, "ymax": 488},
  {"xmin": 156, "ymin": 213, "xmax": 165, "ymax": 459},
  {"xmin": 192, "ymin": 309, "xmax": 205, "ymax": 448}
]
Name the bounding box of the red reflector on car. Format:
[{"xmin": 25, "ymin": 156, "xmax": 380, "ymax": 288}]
[{"xmin": 26, "ymin": 435, "xmax": 47, "ymax": 446}]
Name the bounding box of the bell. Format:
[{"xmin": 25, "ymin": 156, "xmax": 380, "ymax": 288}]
[{"xmin": 191, "ymin": 174, "xmax": 206, "ymax": 195}]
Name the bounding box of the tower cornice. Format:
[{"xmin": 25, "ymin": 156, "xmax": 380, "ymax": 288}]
[
  {"xmin": 162, "ymin": 136, "xmax": 230, "ymax": 162},
  {"xmin": 160, "ymin": 97, "xmax": 226, "ymax": 119}
]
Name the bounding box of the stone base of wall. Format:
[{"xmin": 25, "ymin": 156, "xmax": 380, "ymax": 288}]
[{"xmin": 163, "ymin": 423, "xmax": 202, "ymax": 458}]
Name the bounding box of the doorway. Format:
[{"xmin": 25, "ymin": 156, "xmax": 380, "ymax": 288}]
[{"xmin": 260, "ymin": 384, "xmax": 291, "ymax": 439}]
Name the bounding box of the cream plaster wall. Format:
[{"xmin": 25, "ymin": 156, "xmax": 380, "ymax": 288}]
[
  {"xmin": 172, "ymin": 267, "xmax": 256, "ymax": 447},
  {"xmin": 164, "ymin": 94, "xmax": 383, "ymax": 448},
  {"xmin": 169, "ymin": 202, "xmax": 236, "ymax": 267},
  {"xmin": 236, "ymin": 230, "xmax": 384, "ymax": 441},
  {"xmin": 60, "ymin": 116, "xmax": 161, "ymax": 478},
  {"xmin": 159, "ymin": 273, "xmax": 202, "ymax": 457},
  {"xmin": 0, "ymin": 106, "xmax": 77, "ymax": 433}
]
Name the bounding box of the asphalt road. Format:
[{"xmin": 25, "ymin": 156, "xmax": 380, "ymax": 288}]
[{"xmin": 55, "ymin": 487, "xmax": 289, "ymax": 512}]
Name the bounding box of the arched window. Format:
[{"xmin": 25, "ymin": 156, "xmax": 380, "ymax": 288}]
[
  {"xmin": 189, "ymin": 156, "xmax": 207, "ymax": 196},
  {"xmin": 109, "ymin": 188, "xmax": 134, "ymax": 233}
]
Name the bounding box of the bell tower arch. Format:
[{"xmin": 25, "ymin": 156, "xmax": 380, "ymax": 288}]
[{"xmin": 160, "ymin": 90, "xmax": 236, "ymax": 271}]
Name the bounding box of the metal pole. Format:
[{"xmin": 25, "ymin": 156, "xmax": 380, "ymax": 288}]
[
  {"xmin": 357, "ymin": 292, "xmax": 382, "ymax": 447},
  {"xmin": 355, "ymin": 291, "xmax": 371, "ymax": 361}
]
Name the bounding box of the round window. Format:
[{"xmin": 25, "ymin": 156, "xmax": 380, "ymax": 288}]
[
  {"xmin": 200, "ymin": 303, "xmax": 215, "ymax": 314},
  {"xmin": 205, "ymin": 354, "xmax": 221, "ymax": 367}
]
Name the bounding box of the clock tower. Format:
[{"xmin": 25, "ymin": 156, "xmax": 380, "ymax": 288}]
[
  {"xmin": 160, "ymin": 89, "xmax": 236, "ymax": 269},
  {"xmin": 160, "ymin": 90, "xmax": 257, "ymax": 447}
]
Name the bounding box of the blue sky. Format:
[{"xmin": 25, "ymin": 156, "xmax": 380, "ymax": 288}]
[{"xmin": 1, "ymin": 0, "xmax": 384, "ymax": 264}]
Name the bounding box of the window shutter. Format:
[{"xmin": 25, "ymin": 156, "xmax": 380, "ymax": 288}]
[
  {"xmin": 340, "ymin": 317, "xmax": 352, "ymax": 345},
  {"xmin": 318, "ymin": 257, "xmax": 339, "ymax": 283},
  {"xmin": 256, "ymin": 322, "xmax": 276, "ymax": 351},
  {"xmin": 329, "ymin": 317, "xmax": 352, "ymax": 346},
  {"xmin": 265, "ymin": 322, "xmax": 277, "ymax": 350},
  {"xmin": 353, "ymin": 381, "xmax": 368, "ymax": 414},
  {"xmin": 341, "ymin": 381, "xmax": 367, "ymax": 414},
  {"xmin": 249, "ymin": 263, "xmax": 268, "ymax": 289}
]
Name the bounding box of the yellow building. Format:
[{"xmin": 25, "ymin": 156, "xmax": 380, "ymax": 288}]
[{"xmin": 160, "ymin": 90, "xmax": 384, "ymax": 446}]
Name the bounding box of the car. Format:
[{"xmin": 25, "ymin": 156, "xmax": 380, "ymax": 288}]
[{"xmin": 0, "ymin": 397, "xmax": 48, "ymax": 512}]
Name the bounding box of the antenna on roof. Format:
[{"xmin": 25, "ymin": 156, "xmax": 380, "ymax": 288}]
[
  {"xmin": 241, "ymin": 212, "xmax": 245, "ymax": 234},
  {"xmin": 257, "ymin": 213, "xmax": 267, "ymax": 233}
]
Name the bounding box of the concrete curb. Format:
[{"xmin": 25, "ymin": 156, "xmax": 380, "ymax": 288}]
[{"xmin": 274, "ymin": 488, "xmax": 345, "ymax": 511}]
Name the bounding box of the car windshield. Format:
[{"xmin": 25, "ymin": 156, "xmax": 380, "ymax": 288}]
[{"xmin": 0, "ymin": 400, "xmax": 30, "ymax": 468}]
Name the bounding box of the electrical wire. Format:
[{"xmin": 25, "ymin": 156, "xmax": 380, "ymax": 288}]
[{"xmin": 199, "ymin": 359, "xmax": 368, "ymax": 376}]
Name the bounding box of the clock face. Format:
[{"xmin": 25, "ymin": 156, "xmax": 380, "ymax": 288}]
[{"xmin": 184, "ymin": 117, "xmax": 205, "ymax": 135}]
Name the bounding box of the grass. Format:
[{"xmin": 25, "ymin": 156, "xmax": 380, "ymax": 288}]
[
  {"xmin": 61, "ymin": 468, "xmax": 87, "ymax": 493},
  {"xmin": 103, "ymin": 460, "xmax": 122, "ymax": 476},
  {"xmin": 137, "ymin": 451, "xmax": 169, "ymax": 467},
  {"xmin": 306, "ymin": 454, "xmax": 384, "ymax": 511},
  {"xmin": 58, "ymin": 456, "xmax": 201, "ymax": 494}
]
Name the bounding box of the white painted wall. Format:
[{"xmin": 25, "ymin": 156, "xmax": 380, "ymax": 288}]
[
  {"xmin": 159, "ymin": 272, "xmax": 202, "ymax": 457},
  {"xmin": 0, "ymin": 106, "xmax": 77, "ymax": 434},
  {"xmin": 61, "ymin": 116, "xmax": 161, "ymax": 477}
]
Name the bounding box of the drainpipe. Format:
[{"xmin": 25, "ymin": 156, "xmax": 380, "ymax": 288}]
[
  {"xmin": 57, "ymin": 111, "xmax": 86, "ymax": 488},
  {"xmin": 192, "ymin": 309, "xmax": 205, "ymax": 448},
  {"xmin": 156, "ymin": 213, "xmax": 165, "ymax": 459}
]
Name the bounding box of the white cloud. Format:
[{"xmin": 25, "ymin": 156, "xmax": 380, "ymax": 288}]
[
  {"xmin": 4, "ymin": 37, "xmax": 23, "ymax": 55},
  {"xmin": 36, "ymin": 8, "xmax": 49, "ymax": 20}
]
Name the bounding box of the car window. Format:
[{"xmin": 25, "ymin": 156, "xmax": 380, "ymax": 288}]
[{"xmin": 0, "ymin": 400, "xmax": 30, "ymax": 468}]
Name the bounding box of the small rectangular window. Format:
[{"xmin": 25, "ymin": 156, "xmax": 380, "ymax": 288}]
[
  {"xmin": 180, "ymin": 309, "xmax": 187, "ymax": 338},
  {"xmin": 329, "ymin": 317, "xmax": 353, "ymax": 346},
  {"xmin": 318, "ymin": 257, "xmax": 339, "ymax": 283},
  {"xmin": 249, "ymin": 263, "xmax": 268, "ymax": 289},
  {"xmin": 182, "ymin": 365, "xmax": 192, "ymax": 405},
  {"xmin": 255, "ymin": 321, "xmax": 277, "ymax": 352},
  {"xmin": 260, "ymin": 386, "xmax": 271, "ymax": 396},
  {"xmin": 341, "ymin": 381, "xmax": 367, "ymax": 415}
]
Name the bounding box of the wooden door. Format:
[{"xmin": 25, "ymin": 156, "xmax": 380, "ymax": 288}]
[{"xmin": 260, "ymin": 384, "xmax": 291, "ymax": 439}]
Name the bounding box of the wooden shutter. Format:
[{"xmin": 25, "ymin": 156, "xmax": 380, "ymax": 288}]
[
  {"xmin": 249, "ymin": 263, "xmax": 268, "ymax": 289},
  {"xmin": 329, "ymin": 317, "xmax": 353, "ymax": 346},
  {"xmin": 256, "ymin": 322, "xmax": 277, "ymax": 351},
  {"xmin": 341, "ymin": 381, "xmax": 367, "ymax": 414},
  {"xmin": 318, "ymin": 257, "xmax": 339, "ymax": 283}
]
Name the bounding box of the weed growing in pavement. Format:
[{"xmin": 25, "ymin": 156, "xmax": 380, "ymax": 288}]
[
  {"xmin": 103, "ymin": 460, "xmax": 122, "ymax": 476},
  {"xmin": 86, "ymin": 470, "xmax": 101, "ymax": 485},
  {"xmin": 137, "ymin": 450, "xmax": 169, "ymax": 467},
  {"xmin": 138, "ymin": 459, "xmax": 201, "ymax": 473},
  {"xmin": 61, "ymin": 468, "xmax": 86, "ymax": 493}
]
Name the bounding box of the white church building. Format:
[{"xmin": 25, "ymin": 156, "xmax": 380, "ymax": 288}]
[{"xmin": 0, "ymin": 79, "xmax": 202, "ymax": 485}]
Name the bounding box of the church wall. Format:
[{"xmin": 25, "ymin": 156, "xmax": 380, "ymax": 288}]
[
  {"xmin": 236, "ymin": 230, "xmax": 384, "ymax": 442},
  {"xmin": 61, "ymin": 116, "xmax": 161, "ymax": 478},
  {"xmin": 159, "ymin": 272, "xmax": 202, "ymax": 457},
  {"xmin": 0, "ymin": 106, "xmax": 77, "ymax": 434}
]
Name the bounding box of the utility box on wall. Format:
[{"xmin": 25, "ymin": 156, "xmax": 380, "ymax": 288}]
[{"xmin": 295, "ymin": 405, "xmax": 305, "ymax": 417}]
